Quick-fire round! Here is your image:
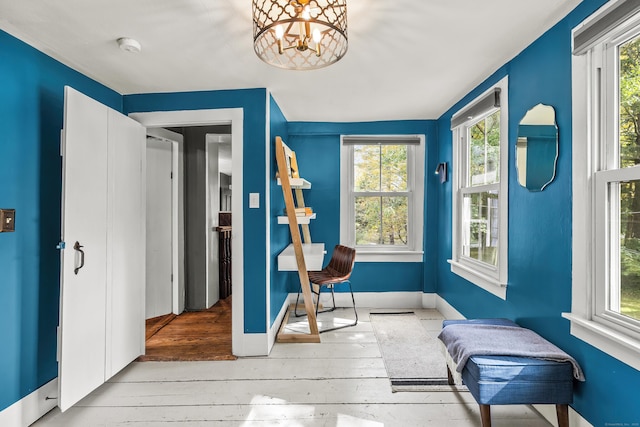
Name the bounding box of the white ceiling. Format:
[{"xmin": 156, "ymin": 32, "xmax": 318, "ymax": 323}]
[{"xmin": 0, "ymin": 0, "xmax": 581, "ymax": 122}]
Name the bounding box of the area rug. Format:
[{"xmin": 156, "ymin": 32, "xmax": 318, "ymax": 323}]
[{"xmin": 370, "ymin": 312, "xmax": 466, "ymax": 392}]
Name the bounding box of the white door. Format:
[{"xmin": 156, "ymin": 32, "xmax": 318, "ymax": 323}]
[
  {"xmin": 58, "ymin": 86, "xmax": 145, "ymax": 411},
  {"xmin": 105, "ymin": 109, "xmax": 146, "ymax": 378},
  {"xmin": 146, "ymin": 136, "xmax": 173, "ymax": 319}
]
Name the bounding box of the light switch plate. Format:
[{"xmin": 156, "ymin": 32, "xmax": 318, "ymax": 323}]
[
  {"xmin": 0, "ymin": 209, "xmax": 16, "ymax": 232},
  {"xmin": 249, "ymin": 193, "xmax": 260, "ymax": 209}
]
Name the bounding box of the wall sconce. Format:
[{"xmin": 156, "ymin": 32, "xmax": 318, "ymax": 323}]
[{"xmin": 435, "ymin": 162, "xmax": 448, "ymax": 184}]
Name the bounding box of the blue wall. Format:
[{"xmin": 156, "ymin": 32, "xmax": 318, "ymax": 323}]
[
  {"xmin": 123, "ymin": 89, "xmax": 269, "ymax": 334},
  {"xmin": 285, "ymin": 120, "xmax": 438, "ymax": 294},
  {"xmin": 435, "ymin": 0, "xmax": 640, "ymax": 424},
  {"xmin": 0, "ymin": 30, "xmax": 122, "ymax": 412},
  {"xmin": 269, "ymin": 95, "xmax": 291, "ymax": 326}
]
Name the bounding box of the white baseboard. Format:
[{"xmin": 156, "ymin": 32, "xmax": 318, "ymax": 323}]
[
  {"xmin": 268, "ymin": 298, "xmax": 290, "ymax": 354},
  {"xmin": 422, "ymin": 293, "xmax": 436, "ymax": 308},
  {"xmin": 236, "ymin": 332, "xmax": 268, "ymax": 357},
  {"xmin": 0, "ymin": 378, "xmax": 58, "ymax": 427},
  {"xmin": 435, "ymin": 295, "xmax": 465, "ymax": 320},
  {"xmin": 533, "ymin": 404, "xmax": 592, "ymax": 427}
]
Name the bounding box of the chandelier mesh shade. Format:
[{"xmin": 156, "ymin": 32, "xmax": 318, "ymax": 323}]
[{"xmin": 252, "ymin": 0, "xmax": 348, "ymax": 70}]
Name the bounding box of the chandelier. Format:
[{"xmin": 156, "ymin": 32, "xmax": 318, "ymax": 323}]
[{"xmin": 252, "ymin": 0, "xmax": 348, "ymax": 70}]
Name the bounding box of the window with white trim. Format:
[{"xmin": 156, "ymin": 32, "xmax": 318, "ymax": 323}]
[
  {"xmin": 449, "ymin": 78, "xmax": 509, "ymax": 299},
  {"xmin": 340, "ymin": 135, "xmax": 424, "ymax": 262},
  {"xmin": 566, "ymin": 0, "xmax": 640, "ymax": 371}
]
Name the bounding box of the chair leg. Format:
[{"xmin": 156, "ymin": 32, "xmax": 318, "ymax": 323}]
[
  {"xmin": 447, "ymin": 367, "xmax": 454, "ymax": 385},
  {"xmin": 479, "ymin": 404, "xmax": 491, "ymax": 427},
  {"xmin": 315, "ymin": 285, "xmax": 337, "ymax": 315},
  {"xmin": 315, "ymin": 280, "xmax": 358, "ymax": 333},
  {"xmin": 315, "ymin": 285, "xmax": 322, "ymax": 317},
  {"xmin": 294, "ymin": 285, "xmax": 303, "ymax": 317},
  {"xmin": 556, "ymin": 404, "xmax": 569, "ymax": 427},
  {"xmin": 347, "ymin": 280, "xmax": 358, "ymax": 325},
  {"xmin": 330, "ymin": 284, "xmax": 336, "ymax": 311},
  {"xmin": 296, "ymin": 282, "xmax": 323, "ymax": 318}
]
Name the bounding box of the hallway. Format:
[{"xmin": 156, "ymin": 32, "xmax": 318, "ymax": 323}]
[{"xmin": 139, "ymin": 296, "xmax": 235, "ymax": 361}]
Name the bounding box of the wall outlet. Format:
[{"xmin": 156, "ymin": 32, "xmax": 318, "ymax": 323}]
[{"xmin": 0, "ymin": 209, "xmax": 15, "ymax": 232}]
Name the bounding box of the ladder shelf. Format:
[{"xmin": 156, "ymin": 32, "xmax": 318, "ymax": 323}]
[{"xmin": 274, "ymin": 136, "xmax": 324, "ymax": 343}]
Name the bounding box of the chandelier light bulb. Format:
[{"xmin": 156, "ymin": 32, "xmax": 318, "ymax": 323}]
[
  {"xmin": 312, "ymin": 28, "xmax": 321, "ymax": 43},
  {"xmin": 275, "ymin": 25, "xmax": 284, "ymax": 39}
]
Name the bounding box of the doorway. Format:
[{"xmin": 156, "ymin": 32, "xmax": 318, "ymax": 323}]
[
  {"xmin": 130, "ymin": 108, "xmax": 245, "ymax": 357},
  {"xmin": 142, "ymin": 125, "xmax": 235, "ymax": 360}
]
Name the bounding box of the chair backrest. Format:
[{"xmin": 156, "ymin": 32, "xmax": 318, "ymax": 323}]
[{"xmin": 326, "ymin": 245, "xmax": 356, "ymax": 279}]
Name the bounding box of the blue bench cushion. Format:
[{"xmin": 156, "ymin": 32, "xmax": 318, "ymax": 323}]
[{"xmin": 462, "ymin": 355, "xmax": 574, "ymax": 405}]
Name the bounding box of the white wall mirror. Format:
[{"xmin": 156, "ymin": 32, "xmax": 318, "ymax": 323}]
[{"xmin": 516, "ymin": 103, "xmax": 558, "ymax": 191}]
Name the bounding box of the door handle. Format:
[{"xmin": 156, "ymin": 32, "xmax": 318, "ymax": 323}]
[{"xmin": 73, "ymin": 241, "xmax": 85, "ymax": 275}]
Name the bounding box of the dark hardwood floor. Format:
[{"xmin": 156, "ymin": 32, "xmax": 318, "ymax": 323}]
[{"xmin": 139, "ymin": 296, "xmax": 236, "ymax": 361}]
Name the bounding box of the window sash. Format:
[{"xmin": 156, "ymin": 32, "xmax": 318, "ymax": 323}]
[
  {"xmin": 354, "ymin": 193, "xmax": 411, "ymax": 248},
  {"xmin": 594, "ymin": 167, "xmax": 640, "ymax": 336},
  {"xmin": 353, "ymin": 144, "xmax": 414, "ymax": 249},
  {"xmin": 459, "ymin": 185, "xmax": 500, "ymax": 269},
  {"xmin": 592, "ymin": 25, "xmax": 640, "ymax": 335},
  {"xmin": 457, "ymin": 112, "xmax": 501, "ymax": 273}
]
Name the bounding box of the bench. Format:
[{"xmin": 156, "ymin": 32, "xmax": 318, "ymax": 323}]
[{"xmin": 439, "ymin": 319, "xmax": 582, "ymax": 427}]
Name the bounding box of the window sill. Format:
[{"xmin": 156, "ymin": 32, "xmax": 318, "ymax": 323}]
[
  {"xmin": 448, "ymin": 259, "xmax": 507, "ymax": 300},
  {"xmin": 355, "ymin": 250, "xmax": 423, "ymax": 263},
  {"xmin": 562, "ymin": 313, "xmax": 640, "ymax": 371}
]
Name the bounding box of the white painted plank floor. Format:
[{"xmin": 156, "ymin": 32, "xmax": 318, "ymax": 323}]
[{"xmin": 33, "ymin": 308, "xmax": 553, "ymax": 426}]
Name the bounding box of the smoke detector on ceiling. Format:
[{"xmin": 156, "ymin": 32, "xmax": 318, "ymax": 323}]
[{"xmin": 117, "ymin": 37, "xmax": 141, "ymax": 54}]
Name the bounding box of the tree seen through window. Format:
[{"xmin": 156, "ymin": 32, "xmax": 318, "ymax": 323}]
[{"xmin": 354, "ymin": 144, "xmax": 408, "ymax": 246}]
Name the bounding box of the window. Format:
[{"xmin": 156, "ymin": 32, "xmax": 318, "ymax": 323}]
[
  {"xmin": 567, "ymin": 0, "xmax": 640, "ymax": 371},
  {"xmin": 449, "ymin": 78, "xmax": 509, "ymax": 299},
  {"xmin": 340, "ymin": 135, "xmax": 424, "ymax": 262}
]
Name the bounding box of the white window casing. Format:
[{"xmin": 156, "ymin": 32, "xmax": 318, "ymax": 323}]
[
  {"xmin": 449, "ymin": 77, "xmax": 509, "ymax": 300},
  {"xmin": 566, "ymin": 0, "xmax": 640, "ymax": 371},
  {"xmin": 340, "ymin": 135, "xmax": 425, "ymax": 262},
  {"xmin": 448, "ymin": 77, "xmax": 509, "ymax": 299}
]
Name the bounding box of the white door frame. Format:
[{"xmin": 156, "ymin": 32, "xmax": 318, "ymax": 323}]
[
  {"xmin": 205, "ymin": 134, "xmax": 231, "ymax": 308},
  {"xmin": 130, "ymin": 109, "xmax": 245, "ymax": 356},
  {"xmin": 146, "ymin": 128, "xmax": 185, "ymax": 315}
]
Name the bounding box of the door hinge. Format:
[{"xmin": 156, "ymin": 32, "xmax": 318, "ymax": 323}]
[
  {"xmin": 170, "ymin": 172, "xmax": 173, "ymax": 179},
  {"xmin": 171, "ymin": 273, "xmax": 174, "ymax": 282},
  {"xmin": 60, "ymin": 130, "xmax": 65, "ymax": 157}
]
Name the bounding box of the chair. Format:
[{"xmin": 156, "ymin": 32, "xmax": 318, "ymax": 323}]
[{"xmin": 294, "ymin": 244, "xmax": 358, "ymax": 332}]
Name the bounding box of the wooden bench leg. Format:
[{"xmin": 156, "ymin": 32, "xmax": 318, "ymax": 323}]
[
  {"xmin": 556, "ymin": 404, "xmax": 569, "ymax": 427},
  {"xmin": 479, "ymin": 404, "xmax": 491, "ymax": 427}
]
